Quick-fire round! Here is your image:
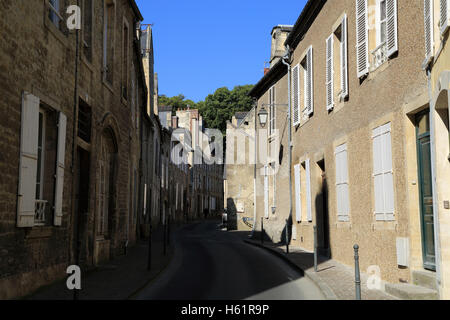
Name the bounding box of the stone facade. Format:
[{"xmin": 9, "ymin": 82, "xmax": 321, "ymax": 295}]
[
  {"xmin": 0, "ymin": 0, "xmax": 147, "ymax": 299},
  {"xmin": 244, "ymin": 0, "xmax": 450, "ymax": 297}
]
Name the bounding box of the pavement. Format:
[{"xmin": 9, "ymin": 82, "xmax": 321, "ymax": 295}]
[
  {"xmin": 238, "ymin": 232, "xmax": 398, "ymax": 300},
  {"xmin": 25, "ymin": 224, "xmax": 174, "ymax": 300},
  {"xmin": 134, "ymin": 221, "xmax": 325, "ymax": 300}
]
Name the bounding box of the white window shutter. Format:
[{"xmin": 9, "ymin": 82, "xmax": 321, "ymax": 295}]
[
  {"xmin": 294, "ymin": 164, "xmax": 302, "ymax": 222},
  {"xmin": 264, "ymin": 166, "xmax": 269, "ymax": 218},
  {"xmin": 382, "ymin": 127, "xmax": 395, "ymax": 220},
  {"xmin": 335, "ymin": 144, "xmax": 350, "ymax": 221},
  {"xmin": 292, "ymin": 64, "xmax": 300, "ymax": 126},
  {"xmin": 440, "ymin": 0, "xmax": 450, "ymax": 35},
  {"xmin": 17, "ymin": 93, "xmax": 40, "ymax": 227},
  {"xmin": 306, "ymin": 46, "xmax": 314, "ymax": 116},
  {"xmin": 305, "ymin": 159, "xmax": 312, "ymax": 222},
  {"xmin": 326, "ymin": 34, "xmax": 334, "ymax": 111},
  {"xmin": 425, "ymin": 0, "xmax": 434, "ymax": 62},
  {"xmin": 341, "ymin": 14, "xmax": 349, "ymax": 98},
  {"xmin": 386, "ymin": 0, "xmax": 399, "ymax": 57},
  {"xmin": 54, "ymin": 112, "xmax": 67, "ymax": 226},
  {"xmin": 356, "ymin": 0, "xmax": 369, "ymax": 78}
]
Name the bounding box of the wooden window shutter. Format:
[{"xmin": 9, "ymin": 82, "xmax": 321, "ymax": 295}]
[
  {"xmin": 306, "ymin": 46, "xmax": 314, "ymax": 116},
  {"xmin": 356, "ymin": 0, "xmax": 369, "ymax": 78},
  {"xmin": 440, "ymin": 0, "xmax": 450, "ymax": 35},
  {"xmin": 294, "ymin": 164, "xmax": 302, "ymax": 222},
  {"xmin": 17, "ymin": 92, "xmax": 40, "ymax": 227},
  {"xmin": 326, "ymin": 35, "xmax": 334, "ymax": 111},
  {"xmin": 54, "ymin": 112, "xmax": 67, "ymax": 226},
  {"xmin": 341, "ymin": 14, "xmax": 349, "ymax": 99},
  {"xmin": 425, "ymin": 0, "xmax": 434, "ymax": 62},
  {"xmin": 386, "ymin": 0, "xmax": 399, "ymax": 57},
  {"xmin": 382, "ymin": 125, "xmax": 395, "ymax": 220},
  {"xmin": 305, "ymin": 159, "xmax": 312, "ymax": 222},
  {"xmin": 292, "ymin": 64, "xmax": 300, "ymax": 126}
]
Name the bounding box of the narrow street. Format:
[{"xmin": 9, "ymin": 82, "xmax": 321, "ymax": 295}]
[{"xmin": 134, "ymin": 221, "xmax": 324, "ymax": 300}]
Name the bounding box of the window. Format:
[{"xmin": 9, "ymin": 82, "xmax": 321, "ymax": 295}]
[
  {"xmin": 302, "ymin": 47, "xmax": 314, "ymax": 119},
  {"xmin": 335, "ymin": 144, "xmax": 350, "ymax": 221},
  {"xmin": 424, "ymin": 0, "xmax": 434, "ymax": 63},
  {"xmin": 82, "ymin": 0, "xmax": 93, "ymax": 61},
  {"xmin": 48, "ymin": 0, "xmax": 61, "ymax": 29},
  {"xmin": 356, "ymin": 0, "xmax": 398, "ymax": 76},
  {"xmin": 103, "ymin": 1, "xmax": 115, "ymax": 84},
  {"xmin": 269, "ymin": 86, "xmax": 276, "ymax": 136},
  {"xmin": 122, "ymin": 20, "xmax": 130, "ymax": 100},
  {"xmin": 326, "ymin": 14, "xmax": 348, "ymax": 111},
  {"xmin": 78, "ymin": 99, "xmax": 92, "ymax": 143},
  {"xmin": 440, "ymin": 0, "xmax": 450, "ymax": 35},
  {"xmin": 292, "ymin": 64, "xmax": 300, "ymax": 126},
  {"xmin": 18, "ymin": 93, "xmax": 67, "ymax": 228},
  {"xmin": 305, "ymin": 159, "xmax": 313, "ymax": 222},
  {"xmin": 372, "ymin": 123, "xmax": 395, "ymax": 221}
]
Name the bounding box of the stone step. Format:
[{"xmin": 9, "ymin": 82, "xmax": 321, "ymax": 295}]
[
  {"xmin": 412, "ymin": 270, "xmax": 438, "ymax": 291},
  {"xmin": 385, "ymin": 283, "xmax": 438, "ymax": 300}
]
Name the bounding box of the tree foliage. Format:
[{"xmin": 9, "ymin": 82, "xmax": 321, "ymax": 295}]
[{"xmin": 158, "ymin": 85, "xmax": 255, "ymax": 134}]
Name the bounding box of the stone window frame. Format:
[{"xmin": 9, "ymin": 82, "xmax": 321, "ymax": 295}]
[{"xmin": 102, "ymin": 0, "xmax": 117, "ymax": 90}]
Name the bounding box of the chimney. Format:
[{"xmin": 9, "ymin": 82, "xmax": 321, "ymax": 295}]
[
  {"xmin": 172, "ymin": 116, "xmax": 178, "ymax": 129},
  {"xmin": 264, "ymin": 68, "xmax": 270, "ymax": 75},
  {"xmin": 270, "ymin": 25, "xmax": 293, "ymax": 68}
]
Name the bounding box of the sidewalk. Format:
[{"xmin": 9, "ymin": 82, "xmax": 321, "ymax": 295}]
[
  {"xmin": 25, "ymin": 225, "xmax": 175, "ymax": 300},
  {"xmin": 236, "ymin": 231, "xmax": 397, "ymax": 300}
]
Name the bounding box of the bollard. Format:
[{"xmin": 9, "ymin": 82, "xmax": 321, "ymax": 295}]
[
  {"xmin": 285, "ymin": 220, "xmax": 289, "ymax": 254},
  {"xmin": 261, "ymin": 217, "xmax": 264, "ymax": 245},
  {"xmin": 314, "ymin": 226, "xmax": 318, "ymax": 272},
  {"xmin": 354, "ymin": 244, "xmax": 361, "ymax": 300}
]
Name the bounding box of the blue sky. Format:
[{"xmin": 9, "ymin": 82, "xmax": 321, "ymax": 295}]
[{"xmin": 136, "ymin": 0, "xmax": 307, "ymax": 102}]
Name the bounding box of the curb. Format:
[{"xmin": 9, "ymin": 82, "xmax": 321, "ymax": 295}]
[{"xmin": 244, "ymin": 239, "xmax": 338, "ymax": 300}]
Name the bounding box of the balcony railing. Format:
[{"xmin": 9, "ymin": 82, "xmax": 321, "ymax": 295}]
[
  {"xmin": 371, "ymin": 42, "xmax": 388, "ymax": 71},
  {"xmin": 35, "ymin": 200, "xmax": 48, "ymax": 226}
]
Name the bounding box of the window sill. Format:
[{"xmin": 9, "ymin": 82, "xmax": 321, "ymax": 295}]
[
  {"xmin": 24, "ymin": 226, "xmax": 53, "ymax": 240},
  {"xmin": 81, "ymin": 55, "xmax": 94, "ymax": 73},
  {"xmin": 44, "ymin": 17, "xmax": 68, "ymax": 47},
  {"xmin": 102, "ymin": 78, "xmax": 115, "ymax": 94}
]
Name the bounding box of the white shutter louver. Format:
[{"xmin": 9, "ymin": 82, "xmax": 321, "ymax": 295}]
[
  {"xmin": 17, "ymin": 92, "xmax": 40, "ymax": 227},
  {"xmin": 386, "ymin": 0, "xmax": 399, "ymax": 57},
  {"xmin": 306, "ymin": 46, "xmax": 314, "ymax": 116},
  {"xmin": 264, "ymin": 166, "xmax": 269, "ymax": 218},
  {"xmin": 335, "ymin": 144, "xmax": 350, "ymax": 221},
  {"xmin": 372, "ymin": 123, "xmax": 394, "ymax": 221},
  {"xmin": 440, "ymin": 0, "xmax": 450, "ymax": 35},
  {"xmin": 54, "ymin": 112, "xmax": 67, "ymax": 226},
  {"xmin": 305, "ymin": 159, "xmax": 312, "ymax": 222},
  {"xmin": 292, "ymin": 64, "xmax": 300, "ymax": 126},
  {"xmin": 294, "ymin": 164, "xmax": 302, "ymax": 222},
  {"xmin": 341, "ymin": 14, "xmax": 349, "ymax": 98},
  {"xmin": 326, "ymin": 34, "xmax": 334, "ymax": 111},
  {"xmin": 424, "ymin": 0, "xmax": 434, "ymax": 62},
  {"xmin": 356, "ymin": 0, "xmax": 369, "ymax": 78}
]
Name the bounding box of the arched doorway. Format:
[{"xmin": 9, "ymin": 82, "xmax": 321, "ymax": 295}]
[{"xmin": 95, "ymin": 127, "xmax": 118, "ymax": 264}]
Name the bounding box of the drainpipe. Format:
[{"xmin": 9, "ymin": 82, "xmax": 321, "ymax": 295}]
[
  {"xmin": 426, "ymin": 68, "xmax": 442, "ymax": 294},
  {"xmin": 281, "ymin": 46, "xmax": 292, "ymax": 240}
]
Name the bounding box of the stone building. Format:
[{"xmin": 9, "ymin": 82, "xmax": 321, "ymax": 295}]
[
  {"xmin": 422, "ymin": 0, "xmax": 450, "ymax": 299},
  {"xmin": 0, "ymin": 0, "xmax": 147, "ymax": 299},
  {"xmin": 246, "ymin": 0, "xmax": 446, "ymax": 298}
]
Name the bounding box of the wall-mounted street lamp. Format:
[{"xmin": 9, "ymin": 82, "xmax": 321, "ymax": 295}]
[{"xmin": 258, "ymin": 107, "xmax": 269, "ymax": 128}]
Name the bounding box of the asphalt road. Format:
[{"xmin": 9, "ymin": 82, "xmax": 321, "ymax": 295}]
[{"xmin": 134, "ymin": 221, "xmax": 325, "ymax": 300}]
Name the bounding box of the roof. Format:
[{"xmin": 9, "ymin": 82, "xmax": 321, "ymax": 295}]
[
  {"xmin": 248, "ymin": 59, "xmax": 287, "ymax": 98},
  {"xmin": 248, "ymin": 0, "xmax": 326, "ymax": 99},
  {"xmin": 158, "ymin": 106, "xmax": 173, "ymax": 112},
  {"xmin": 234, "ymin": 112, "xmax": 249, "ymax": 119},
  {"xmin": 284, "ymin": 0, "xmax": 326, "ymax": 49},
  {"xmin": 129, "ymin": 0, "xmax": 144, "ymax": 21}
]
